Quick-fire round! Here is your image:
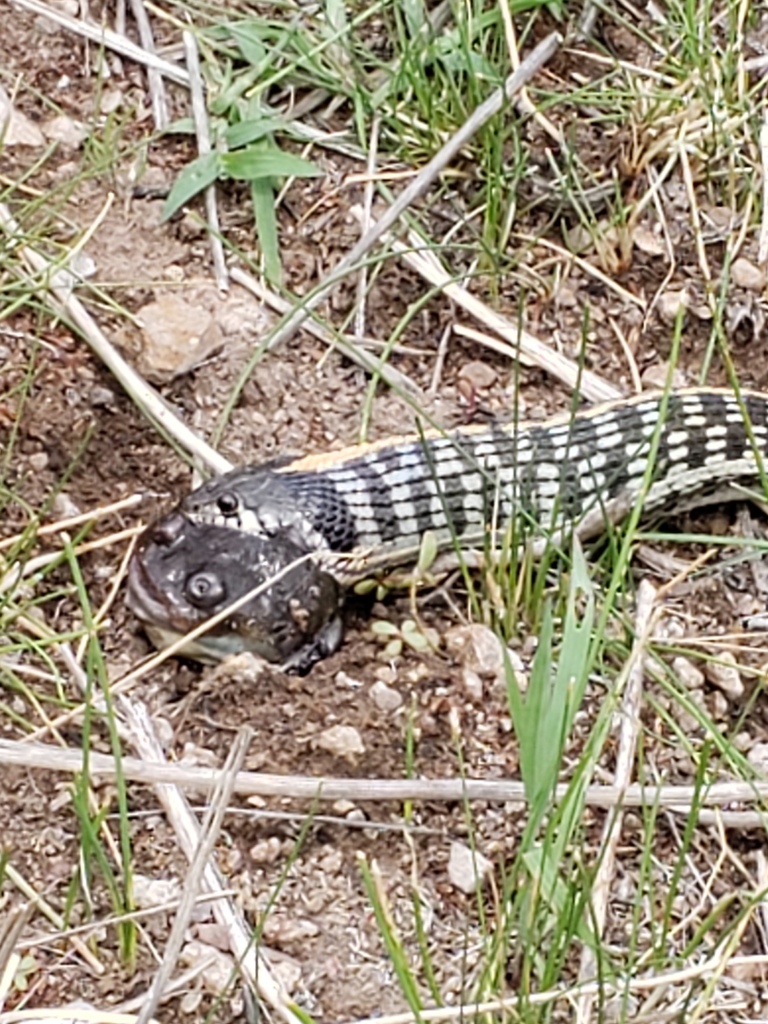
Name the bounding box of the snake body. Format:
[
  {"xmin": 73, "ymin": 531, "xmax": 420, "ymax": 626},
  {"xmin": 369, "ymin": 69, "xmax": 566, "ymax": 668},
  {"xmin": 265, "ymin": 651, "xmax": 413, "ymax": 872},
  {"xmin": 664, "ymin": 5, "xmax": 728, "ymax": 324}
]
[{"xmin": 127, "ymin": 388, "xmax": 768, "ymax": 667}]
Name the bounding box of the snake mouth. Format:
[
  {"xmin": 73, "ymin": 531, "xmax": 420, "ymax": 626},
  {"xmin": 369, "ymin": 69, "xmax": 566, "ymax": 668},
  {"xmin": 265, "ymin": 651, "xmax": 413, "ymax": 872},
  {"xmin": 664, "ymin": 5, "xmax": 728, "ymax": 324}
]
[{"xmin": 126, "ymin": 548, "xmax": 175, "ymax": 628}]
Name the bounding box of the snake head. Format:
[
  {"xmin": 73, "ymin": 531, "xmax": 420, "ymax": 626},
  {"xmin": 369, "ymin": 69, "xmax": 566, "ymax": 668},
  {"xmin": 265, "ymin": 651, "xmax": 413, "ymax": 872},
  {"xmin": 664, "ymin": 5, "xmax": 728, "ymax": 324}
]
[{"xmin": 181, "ymin": 465, "xmax": 358, "ymax": 557}]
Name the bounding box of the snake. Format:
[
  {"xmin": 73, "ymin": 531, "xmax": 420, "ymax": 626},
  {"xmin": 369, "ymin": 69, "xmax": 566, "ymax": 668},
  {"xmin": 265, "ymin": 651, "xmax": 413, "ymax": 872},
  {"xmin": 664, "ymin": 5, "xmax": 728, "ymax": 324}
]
[{"xmin": 126, "ymin": 388, "xmax": 768, "ymax": 670}]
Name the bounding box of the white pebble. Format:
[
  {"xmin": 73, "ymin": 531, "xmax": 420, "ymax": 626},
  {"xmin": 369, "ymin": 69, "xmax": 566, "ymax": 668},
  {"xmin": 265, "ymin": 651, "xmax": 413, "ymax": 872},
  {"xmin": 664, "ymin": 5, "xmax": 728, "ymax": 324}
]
[
  {"xmin": 370, "ymin": 679, "xmax": 403, "ymax": 712},
  {"xmin": 447, "ymin": 841, "xmax": 493, "ymax": 895},
  {"xmin": 672, "ymin": 655, "xmax": 705, "ymax": 690},
  {"xmin": 317, "ymin": 724, "xmax": 365, "ymax": 760},
  {"xmin": 704, "ymin": 652, "xmax": 744, "ymax": 700},
  {"xmin": 731, "ymin": 257, "xmax": 766, "ymax": 292}
]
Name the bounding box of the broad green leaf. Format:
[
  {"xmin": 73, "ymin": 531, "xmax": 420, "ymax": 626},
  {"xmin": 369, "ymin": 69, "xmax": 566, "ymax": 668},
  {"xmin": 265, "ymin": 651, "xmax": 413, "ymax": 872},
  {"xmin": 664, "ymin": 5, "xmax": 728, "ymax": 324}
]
[
  {"xmin": 162, "ymin": 117, "xmax": 195, "ymax": 135},
  {"xmin": 371, "ymin": 620, "xmax": 399, "ymax": 637},
  {"xmin": 416, "ymin": 530, "xmax": 438, "ymax": 574},
  {"xmin": 506, "ymin": 536, "xmax": 595, "ymax": 825},
  {"xmin": 162, "ymin": 151, "xmax": 221, "ymax": 221},
  {"xmin": 220, "ymin": 147, "xmax": 322, "ymax": 181},
  {"xmin": 251, "ymin": 177, "xmax": 282, "ymax": 285},
  {"xmin": 225, "ymin": 117, "xmax": 284, "ymax": 149},
  {"xmin": 228, "ymin": 21, "xmax": 268, "ymax": 68},
  {"xmin": 353, "ymin": 578, "xmax": 379, "ymax": 595}
]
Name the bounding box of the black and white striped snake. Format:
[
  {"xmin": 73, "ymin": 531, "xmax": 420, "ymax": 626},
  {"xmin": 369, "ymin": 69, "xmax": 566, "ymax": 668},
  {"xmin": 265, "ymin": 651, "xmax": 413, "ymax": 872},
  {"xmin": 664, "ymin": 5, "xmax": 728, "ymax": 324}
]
[{"xmin": 127, "ymin": 388, "xmax": 768, "ymax": 669}]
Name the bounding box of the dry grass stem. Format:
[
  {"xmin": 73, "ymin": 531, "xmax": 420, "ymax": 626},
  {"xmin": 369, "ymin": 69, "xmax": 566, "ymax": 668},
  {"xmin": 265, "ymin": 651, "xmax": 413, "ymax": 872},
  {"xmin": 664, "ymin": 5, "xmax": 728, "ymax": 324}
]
[
  {"xmin": 134, "ymin": 728, "xmax": 252, "ymax": 1024},
  {"xmin": 383, "ymin": 225, "xmax": 621, "ymax": 402},
  {"xmin": 230, "ymin": 267, "xmax": 422, "ymax": 395},
  {"xmin": 128, "ymin": 0, "xmax": 169, "ymax": 129},
  {"xmin": 3, "ymin": 739, "xmax": 768, "ymax": 814},
  {"xmin": 10, "ymin": 0, "xmax": 190, "ymax": 85},
  {"xmin": 575, "ymin": 579, "xmax": 659, "ymax": 1023},
  {"xmin": 257, "ymin": 32, "xmax": 562, "ymax": 355},
  {"xmin": 183, "ymin": 29, "xmax": 228, "ymax": 292},
  {"xmin": 122, "ymin": 702, "xmax": 303, "ymax": 1024}
]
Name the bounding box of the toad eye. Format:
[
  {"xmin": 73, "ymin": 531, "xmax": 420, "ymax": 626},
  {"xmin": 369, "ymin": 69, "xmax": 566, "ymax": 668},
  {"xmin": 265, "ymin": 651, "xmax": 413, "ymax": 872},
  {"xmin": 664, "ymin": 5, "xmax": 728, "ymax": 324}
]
[
  {"xmin": 185, "ymin": 572, "xmax": 226, "ymax": 608},
  {"xmin": 217, "ymin": 492, "xmax": 239, "ymax": 516}
]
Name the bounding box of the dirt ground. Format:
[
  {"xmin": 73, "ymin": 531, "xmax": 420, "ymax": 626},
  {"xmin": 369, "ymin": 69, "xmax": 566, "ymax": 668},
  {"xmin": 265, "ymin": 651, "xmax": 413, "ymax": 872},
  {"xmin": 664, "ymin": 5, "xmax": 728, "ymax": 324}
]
[{"xmin": 3, "ymin": 2, "xmax": 768, "ymax": 1021}]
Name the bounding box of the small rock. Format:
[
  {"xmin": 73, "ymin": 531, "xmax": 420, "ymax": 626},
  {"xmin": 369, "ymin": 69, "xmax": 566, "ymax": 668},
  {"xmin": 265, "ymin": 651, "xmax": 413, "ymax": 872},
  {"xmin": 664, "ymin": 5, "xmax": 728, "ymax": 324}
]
[
  {"xmin": 262, "ymin": 915, "xmax": 320, "ymax": 945},
  {"xmin": 462, "ymin": 667, "xmax": 484, "ymax": 701},
  {"xmin": 332, "ymin": 799, "xmax": 356, "ymax": 815},
  {"xmin": 335, "ymin": 670, "xmax": 364, "ymax": 690},
  {"xmin": 89, "ymin": 385, "xmax": 116, "ymax": 407},
  {"xmin": 0, "ymin": 86, "xmax": 45, "ymax": 147},
  {"xmin": 180, "ymin": 941, "xmax": 235, "ymax": 995},
  {"xmin": 48, "ymin": 0, "xmax": 80, "ymax": 13},
  {"xmin": 656, "ymin": 289, "xmax": 688, "ymax": 324},
  {"xmin": 319, "ymin": 848, "xmax": 343, "ymax": 873},
  {"xmin": 180, "ymin": 990, "xmax": 204, "ymax": 1014},
  {"xmin": 179, "ymin": 211, "xmax": 207, "ymax": 240},
  {"xmin": 448, "ymin": 841, "xmax": 493, "ymax": 895},
  {"xmin": 271, "ymin": 957, "xmax": 302, "ymax": 995},
  {"xmin": 554, "ymin": 282, "xmax": 579, "ymax": 308},
  {"xmin": 732, "ymin": 731, "xmax": 753, "ymax": 753},
  {"xmin": 640, "ymin": 362, "xmax": 689, "ymax": 390},
  {"xmin": 704, "ymin": 652, "xmax": 744, "ymax": 700},
  {"xmin": 70, "ymin": 255, "xmax": 96, "ymax": 284},
  {"xmin": 674, "ymin": 689, "xmax": 705, "ymax": 734},
  {"xmin": 731, "ymin": 257, "xmax": 766, "ymax": 292},
  {"xmin": 133, "ymin": 874, "xmax": 180, "ymax": 909},
  {"xmin": 100, "ymin": 88, "xmax": 124, "ymax": 114},
  {"xmin": 445, "ymin": 624, "xmax": 504, "ymax": 676},
  {"xmin": 316, "ymin": 724, "xmax": 365, "ymax": 761},
  {"xmin": 373, "ymin": 664, "xmax": 396, "ymax": 683},
  {"xmin": 179, "ymin": 743, "xmax": 220, "ymax": 768},
  {"xmin": 672, "ymin": 655, "xmax": 705, "ymax": 690},
  {"xmin": 748, "ymin": 742, "xmax": 768, "ymax": 776},
  {"xmin": 633, "ymin": 224, "xmax": 666, "ymax": 256},
  {"xmin": 43, "ymin": 114, "xmax": 88, "ymax": 149},
  {"xmin": 135, "ymin": 293, "xmax": 223, "ymax": 383},
  {"xmin": 711, "ymin": 691, "xmax": 730, "ymax": 720},
  {"xmin": 370, "ymin": 679, "xmax": 403, "ymax": 712},
  {"xmin": 249, "ymin": 837, "xmax": 282, "ymax": 864},
  {"xmin": 194, "ymin": 923, "xmax": 231, "ymax": 951},
  {"xmin": 28, "ymin": 452, "xmax": 49, "ymax": 472},
  {"xmin": 458, "ymin": 360, "xmax": 497, "ymax": 390}
]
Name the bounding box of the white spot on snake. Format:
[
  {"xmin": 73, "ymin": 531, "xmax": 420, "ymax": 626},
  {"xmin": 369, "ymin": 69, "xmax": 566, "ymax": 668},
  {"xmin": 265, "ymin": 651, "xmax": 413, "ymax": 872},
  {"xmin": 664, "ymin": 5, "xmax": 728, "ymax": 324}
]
[{"xmin": 667, "ymin": 445, "xmax": 689, "ymax": 465}]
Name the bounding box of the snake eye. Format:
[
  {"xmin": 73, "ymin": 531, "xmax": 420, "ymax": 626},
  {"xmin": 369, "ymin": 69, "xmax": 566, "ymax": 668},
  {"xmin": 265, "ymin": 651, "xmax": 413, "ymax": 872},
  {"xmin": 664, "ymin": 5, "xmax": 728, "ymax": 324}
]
[
  {"xmin": 217, "ymin": 492, "xmax": 239, "ymax": 516},
  {"xmin": 185, "ymin": 572, "xmax": 226, "ymax": 608}
]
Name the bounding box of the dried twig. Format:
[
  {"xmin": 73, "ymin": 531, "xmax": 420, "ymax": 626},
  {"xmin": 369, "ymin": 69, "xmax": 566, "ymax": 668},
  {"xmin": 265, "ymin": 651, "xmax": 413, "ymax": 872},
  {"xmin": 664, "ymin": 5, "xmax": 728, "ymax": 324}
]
[
  {"xmin": 123, "ymin": 704, "xmax": 302, "ymax": 1024},
  {"xmin": 128, "ymin": 0, "xmax": 169, "ymax": 128},
  {"xmin": 10, "ymin": 0, "xmax": 190, "ymax": 85},
  {"xmin": 230, "ymin": 267, "xmax": 421, "ymax": 396},
  {"xmin": 382, "ymin": 225, "xmax": 622, "ymax": 403},
  {"xmin": 3, "ymin": 738, "xmax": 768, "ymax": 816},
  {"xmin": 759, "ymin": 109, "xmax": 768, "ymax": 267},
  {"xmin": 256, "ymin": 33, "xmax": 562, "ymax": 356},
  {"xmin": 575, "ymin": 579, "xmax": 658, "ymax": 1023},
  {"xmin": 134, "ymin": 725, "xmax": 253, "ymax": 1024},
  {"xmin": 183, "ymin": 29, "xmax": 228, "ymax": 291}
]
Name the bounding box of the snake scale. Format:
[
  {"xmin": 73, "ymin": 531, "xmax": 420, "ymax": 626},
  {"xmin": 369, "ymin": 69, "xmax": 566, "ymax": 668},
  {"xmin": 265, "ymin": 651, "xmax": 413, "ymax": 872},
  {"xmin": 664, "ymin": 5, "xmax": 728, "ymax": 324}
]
[{"xmin": 127, "ymin": 388, "xmax": 768, "ymax": 669}]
